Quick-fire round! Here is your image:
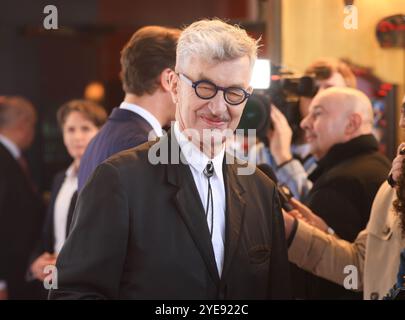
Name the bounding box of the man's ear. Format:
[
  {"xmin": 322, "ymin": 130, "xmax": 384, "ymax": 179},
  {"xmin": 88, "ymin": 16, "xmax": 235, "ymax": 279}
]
[
  {"xmin": 159, "ymin": 68, "xmax": 173, "ymax": 92},
  {"xmin": 345, "ymin": 113, "xmax": 362, "ymax": 135},
  {"xmin": 163, "ymin": 69, "xmax": 179, "ymax": 104}
]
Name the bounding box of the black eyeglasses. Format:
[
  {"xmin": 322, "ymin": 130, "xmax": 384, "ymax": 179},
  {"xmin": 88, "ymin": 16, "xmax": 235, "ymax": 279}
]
[{"xmin": 178, "ymin": 73, "xmax": 251, "ymax": 106}]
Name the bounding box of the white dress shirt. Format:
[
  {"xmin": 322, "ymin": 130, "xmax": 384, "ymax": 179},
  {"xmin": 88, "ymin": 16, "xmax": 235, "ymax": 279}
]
[
  {"xmin": 119, "ymin": 101, "xmax": 163, "ymax": 138},
  {"xmin": 0, "ymin": 134, "xmax": 21, "ymax": 159},
  {"xmin": 53, "ymin": 164, "xmax": 78, "ymax": 254},
  {"xmin": 173, "ymin": 122, "xmax": 226, "ymax": 276}
]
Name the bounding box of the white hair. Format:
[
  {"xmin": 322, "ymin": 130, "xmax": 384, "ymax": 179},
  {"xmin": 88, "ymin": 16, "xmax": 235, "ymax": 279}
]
[{"xmin": 176, "ymin": 18, "xmax": 260, "ymax": 72}]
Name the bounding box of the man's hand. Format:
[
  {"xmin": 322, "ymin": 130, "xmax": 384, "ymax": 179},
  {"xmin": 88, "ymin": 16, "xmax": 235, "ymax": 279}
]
[
  {"xmin": 30, "ymin": 252, "xmax": 57, "ymax": 281},
  {"xmin": 268, "ymin": 106, "xmax": 293, "ymax": 165},
  {"xmin": 288, "ymin": 198, "xmax": 329, "ymax": 233},
  {"xmin": 390, "ymin": 143, "xmax": 405, "ymax": 185}
]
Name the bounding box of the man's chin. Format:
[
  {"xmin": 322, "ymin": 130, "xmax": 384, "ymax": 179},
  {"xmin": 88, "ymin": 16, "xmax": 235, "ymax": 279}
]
[
  {"xmin": 311, "ymin": 150, "xmax": 322, "ymax": 160},
  {"xmin": 308, "ymin": 145, "xmax": 319, "ymax": 158}
]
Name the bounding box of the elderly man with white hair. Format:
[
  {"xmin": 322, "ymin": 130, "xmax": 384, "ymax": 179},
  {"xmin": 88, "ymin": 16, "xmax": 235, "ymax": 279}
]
[
  {"xmin": 287, "ymin": 87, "xmax": 391, "ymax": 299},
  {"xmin": 50, "ymin": 19, "xmax": 290, "ymax": 300}
]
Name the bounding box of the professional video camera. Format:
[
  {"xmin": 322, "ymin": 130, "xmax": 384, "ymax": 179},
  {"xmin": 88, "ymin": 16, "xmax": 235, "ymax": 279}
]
[{"xmin": 237, "ymin": 61, "xmax": 321, "ymax": 142}]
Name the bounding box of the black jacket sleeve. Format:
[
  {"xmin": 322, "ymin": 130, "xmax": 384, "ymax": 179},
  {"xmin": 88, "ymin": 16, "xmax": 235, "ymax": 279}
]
[
  {"xmin": 268, "ymin": 189, "xmax": 291, "ymax": 299},
  {"xmin": 49, "ymin": 162, "xmax": 129, "ymax": 300}
]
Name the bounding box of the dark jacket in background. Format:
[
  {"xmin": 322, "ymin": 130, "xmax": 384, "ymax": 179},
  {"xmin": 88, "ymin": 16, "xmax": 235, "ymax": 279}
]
[
  {"xmin": 31, "ymin": 170, "xmax": 77, "ymax": 258},
  {"xmin": 293, "ymin": 134, "xmax": 391, "ymax": 299},
  {"xmin": 28, "ymin": 170, "xmax": 77, "ymax": 299},
  {"xmin": 0, "ymin": 143, "xmax": 44, "ymax": 299},
  {"xmin": 78, "ymin": 107, "xmax": 153, "ymax": 191}
]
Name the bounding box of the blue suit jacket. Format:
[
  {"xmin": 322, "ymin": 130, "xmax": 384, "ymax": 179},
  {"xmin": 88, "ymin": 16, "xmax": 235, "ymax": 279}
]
[{"xmin": 78, "ymin": 107, "xmax": 153, "ymax": 191}]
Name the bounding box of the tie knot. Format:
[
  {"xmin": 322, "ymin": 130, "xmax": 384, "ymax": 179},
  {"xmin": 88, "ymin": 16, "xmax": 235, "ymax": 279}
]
[{"xmin": 203, "ymin": 161, "xmax": 214, "ymax": 178}]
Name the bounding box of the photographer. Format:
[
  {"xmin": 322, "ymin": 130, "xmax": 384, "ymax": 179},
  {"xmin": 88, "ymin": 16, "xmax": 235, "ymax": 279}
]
[{"xmin": 251, "ymin": 58, "xmax": 358, "ymax": 200}]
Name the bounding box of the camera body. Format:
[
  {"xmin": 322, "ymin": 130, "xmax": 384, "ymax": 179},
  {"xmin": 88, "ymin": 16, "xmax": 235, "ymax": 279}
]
[{"xmin": 238, "ymin": 64, "xmax": 318, "ymax": 142}]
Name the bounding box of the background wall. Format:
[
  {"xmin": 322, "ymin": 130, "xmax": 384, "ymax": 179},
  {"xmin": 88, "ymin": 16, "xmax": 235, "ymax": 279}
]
[
  {"xmin": 281, "ymin": 0, "xmax": 405, "ymax": 141},
  {"xmin": 0, "ymin": 0, "xmax": 254, "ymax": 190},
  {"xmin": 3, "ymin": 0, "xmax": 403, "ymax": 189}
]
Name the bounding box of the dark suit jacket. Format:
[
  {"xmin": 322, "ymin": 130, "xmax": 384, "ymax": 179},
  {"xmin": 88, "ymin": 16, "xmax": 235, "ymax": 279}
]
[
  {"xmin": 31, "ymin": 170, "xmax": 77, "ymax": 258},
  {"xmin": 294, "ymin": 134, "xmax": 391, "ymax": 300},
  {"xmin": 306, "ymin": 134, "xmax": 390, "ymax": 241},
  {"xmin": 50, "ymin": 132, "xmax": 291, "ymax": 300},
  {"xmin": 0, "ymin": 143, "xmax": 44, "ymax": 299},
  {"xmin": 78, "ymin": 107, "xmax": 153, "ymax": 191}
]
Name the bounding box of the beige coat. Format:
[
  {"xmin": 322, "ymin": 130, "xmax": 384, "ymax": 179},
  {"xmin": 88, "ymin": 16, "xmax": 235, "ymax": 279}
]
[{"xmin": 289, "ymin": 181, "xmax": 405, "ymax": 300}]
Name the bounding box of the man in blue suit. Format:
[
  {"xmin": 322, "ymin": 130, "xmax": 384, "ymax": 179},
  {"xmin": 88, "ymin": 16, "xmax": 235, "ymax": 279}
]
[{"xmin": 78, "ymin": 26, "xmax": 180, "ymax": 191}]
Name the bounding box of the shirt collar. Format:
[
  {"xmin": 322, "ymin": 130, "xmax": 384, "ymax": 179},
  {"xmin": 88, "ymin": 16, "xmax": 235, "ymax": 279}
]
[
  {"xmin": 0, "ymin": 134, "xmax": 21, "ymax": 159},
  {"xmin": 65, "ymin": 163, "xmax": 78, "ymax": 179},
  {"xmin": 119, "ymin": 101, "xmax": 163, "ymax": 137},
  {"xmin": 173, "ymin": 121, "xmax": 225, "ymax": 178}
]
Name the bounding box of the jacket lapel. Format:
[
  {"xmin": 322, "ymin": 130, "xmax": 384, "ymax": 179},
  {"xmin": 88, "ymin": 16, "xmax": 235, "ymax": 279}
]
[
  {"xmin": 66, "ymin": 190, "xmax": 78, "ymax": 237},
  {"xmin": 165, "ymin": 132, "xmax": 220, "ymax": 284},
  {"xmin": 221, "ymin": 161, "xmax": 246, "ymax": 282}
]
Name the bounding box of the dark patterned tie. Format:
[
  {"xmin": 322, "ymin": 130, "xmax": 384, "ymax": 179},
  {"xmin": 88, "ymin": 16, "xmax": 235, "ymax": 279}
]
[{"xmin": 17, "ymin": 156, "xmax": 37, "ymax": 193}]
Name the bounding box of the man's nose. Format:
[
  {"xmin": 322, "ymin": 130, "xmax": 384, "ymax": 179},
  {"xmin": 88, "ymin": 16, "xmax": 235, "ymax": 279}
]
[
  {"xmin": 73, "ymin": 131, "xmax": 84, "ymax": 140},
  {"xmin": 300, "ymin": 115, "xmax": 310, "ymax": 130},
  {"xmin": 208, "ymin": 92, "xmax": 227, "ymax": 116}
]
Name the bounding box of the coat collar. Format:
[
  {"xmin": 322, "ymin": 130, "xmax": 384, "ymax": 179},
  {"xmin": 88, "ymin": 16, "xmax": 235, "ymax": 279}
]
[
  {"xmin": 108, "ymin": 107, "xmax": 153, "ymax": 126},
  {"xmin": 119, "ymin": 101, "xmax": 163, "ymax": 137},
  {"xmin": 0, "ymin": 134, "xmax": 20, "ymax": 159},
  {"xmin": 221, "ymin": 159, "xmax": 247, "ymax": 284},
  {"xmin": 309, "ymin": 134, "xmax": 379, "ymax": 182}
]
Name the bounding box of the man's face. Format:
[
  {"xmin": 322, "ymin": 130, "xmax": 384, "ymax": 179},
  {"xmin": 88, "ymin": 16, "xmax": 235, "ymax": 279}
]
[
  {"xmin": 399, "ymin": 96, "xmax": 405, "ymax": 129},
  {"xmin": 300, "ymin": 94, "xmax": 349, "ymax": 159},
  {"xmin": 172, "ymin": 56, "xmax": 252, "ymax": 150}
]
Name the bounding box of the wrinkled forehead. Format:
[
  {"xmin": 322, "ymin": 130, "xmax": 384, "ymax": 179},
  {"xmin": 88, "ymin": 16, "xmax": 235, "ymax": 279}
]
[
  {"xmin": 309, "ymin": 93, "xmax": 328, "ymax": 110},
  {"xmin": 180, "ymin": 53, "xmax": 254, "ymax": 72},
  {"xmin": 310, "ymin": 92, "xmax": 345, "ymax": 114}
]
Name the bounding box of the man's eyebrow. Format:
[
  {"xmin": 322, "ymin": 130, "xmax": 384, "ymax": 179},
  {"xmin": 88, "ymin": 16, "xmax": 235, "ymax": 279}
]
[
  {"xmin": 197, "ymin": 72, "xmax": 245, "ymax": 88},
  {"xmin": 312, "ymin": 105, "xmax": 324, "ymax": 112}
]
